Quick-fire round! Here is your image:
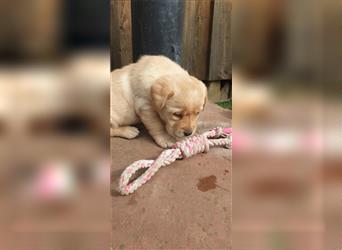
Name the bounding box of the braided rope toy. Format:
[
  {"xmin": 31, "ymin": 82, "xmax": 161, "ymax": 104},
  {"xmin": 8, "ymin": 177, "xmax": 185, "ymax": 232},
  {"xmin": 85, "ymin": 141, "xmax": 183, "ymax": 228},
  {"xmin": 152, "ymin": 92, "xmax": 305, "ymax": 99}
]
[{"xmin": 118, "ymin": 127, "xmax": 232, "ymax": 195}]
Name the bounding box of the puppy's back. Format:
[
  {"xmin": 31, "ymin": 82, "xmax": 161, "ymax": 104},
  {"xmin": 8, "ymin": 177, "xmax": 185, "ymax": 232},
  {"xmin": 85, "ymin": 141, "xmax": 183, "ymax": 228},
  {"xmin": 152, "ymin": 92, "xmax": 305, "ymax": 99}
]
[{"xmin": 130, "ymin": 55, "xmax": 187, "ymax": 90}]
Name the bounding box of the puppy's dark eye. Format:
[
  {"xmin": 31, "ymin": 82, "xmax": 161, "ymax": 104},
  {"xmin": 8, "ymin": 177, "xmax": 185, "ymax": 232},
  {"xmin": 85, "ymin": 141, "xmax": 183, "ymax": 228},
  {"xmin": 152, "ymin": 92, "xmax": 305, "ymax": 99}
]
[
  {"xmin": 173, "ymin": 112, "xmax": 183, "ymax": 119},
  {"xmin": 196, "ymin": 112, "xmax": 200, "ymax": 115}
]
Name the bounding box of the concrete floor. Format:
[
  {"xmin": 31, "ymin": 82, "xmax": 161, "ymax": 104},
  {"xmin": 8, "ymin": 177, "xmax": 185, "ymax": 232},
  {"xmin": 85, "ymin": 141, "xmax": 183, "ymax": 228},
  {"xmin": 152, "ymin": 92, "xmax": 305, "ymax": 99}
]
[{"xmin": 111, "ymin": 103, "xmax": 232, "ymax": 249}]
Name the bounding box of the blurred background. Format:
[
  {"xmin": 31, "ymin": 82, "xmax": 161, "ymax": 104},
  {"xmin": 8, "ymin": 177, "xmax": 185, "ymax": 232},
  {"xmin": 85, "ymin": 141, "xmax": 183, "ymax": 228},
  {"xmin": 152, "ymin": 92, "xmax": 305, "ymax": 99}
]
[
  {"xmin": 233, "ymin": 0, "xmax": 341, "ymax": 249},
  {"xmin": 0, "ymin": 0, "xmax": 110, "ymax": 249},
  {"xmin": 1, "ymin": 0, "xmax": 341, "ymax": 249}
]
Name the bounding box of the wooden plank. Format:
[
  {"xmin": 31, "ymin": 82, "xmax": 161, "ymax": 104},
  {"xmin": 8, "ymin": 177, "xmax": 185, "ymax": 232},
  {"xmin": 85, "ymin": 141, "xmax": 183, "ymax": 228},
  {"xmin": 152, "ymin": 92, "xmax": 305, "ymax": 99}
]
[
  {"xmin": 181, "ymin": 0, "xmax": 213, "ymax": 80},
  {"xmin": 208, "ymin": 0, "xmax": 232, "ymax": 80},
  {"xmin": 207, "ymin": 81, "xmax": 222, "ymax": 102},
  {"xmin": 110, "ymin": 0, "xmax": 133, "ymax": 71}
]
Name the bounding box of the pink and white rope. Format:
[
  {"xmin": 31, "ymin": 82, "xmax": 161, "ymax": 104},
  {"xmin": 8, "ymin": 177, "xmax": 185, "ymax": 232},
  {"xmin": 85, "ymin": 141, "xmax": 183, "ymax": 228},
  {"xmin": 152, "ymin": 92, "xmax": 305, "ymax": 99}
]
[{"xmin": 118, "ymin": 127, "xmax": 232, "ymax": 195}]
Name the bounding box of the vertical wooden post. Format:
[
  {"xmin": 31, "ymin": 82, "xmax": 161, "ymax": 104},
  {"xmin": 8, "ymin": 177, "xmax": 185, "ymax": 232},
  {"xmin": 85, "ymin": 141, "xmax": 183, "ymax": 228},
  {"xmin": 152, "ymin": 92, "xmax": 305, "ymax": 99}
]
[
  {"xmin": 110, "ymin": 0, "xmax": 133, "ymax": 70},
  {"xmin": 181, "ymin": 0, "xmax": 214, "ymax": 81},
  {"xmin": 208, "ymin": 0, "xmax": 232, "ymax": 80}
]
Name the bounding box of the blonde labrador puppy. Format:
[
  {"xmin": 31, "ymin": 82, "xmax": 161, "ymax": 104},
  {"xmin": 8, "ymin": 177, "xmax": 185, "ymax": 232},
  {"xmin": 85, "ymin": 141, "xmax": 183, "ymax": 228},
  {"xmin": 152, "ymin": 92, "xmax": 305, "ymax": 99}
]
[{"xmin": 110, "ymin": 55, "xmax": 207, "ymax": 148}]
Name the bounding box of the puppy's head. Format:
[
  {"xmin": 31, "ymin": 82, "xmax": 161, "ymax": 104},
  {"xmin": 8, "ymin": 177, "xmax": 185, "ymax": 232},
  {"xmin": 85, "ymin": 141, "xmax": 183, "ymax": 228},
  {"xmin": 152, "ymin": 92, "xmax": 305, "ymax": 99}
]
[{"xmin": 151, "ymin": 75, "xmax": 207, "ymax": 138}]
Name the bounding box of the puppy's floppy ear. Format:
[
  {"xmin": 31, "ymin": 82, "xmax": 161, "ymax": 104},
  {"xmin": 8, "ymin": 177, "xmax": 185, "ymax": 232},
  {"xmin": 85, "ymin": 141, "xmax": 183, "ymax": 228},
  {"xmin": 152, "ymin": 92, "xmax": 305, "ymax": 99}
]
[
  {"xmin": 201, "ymin": 81, "xmax": 208, "ymax": 110},
  {"xmin": 151, "ymin": 77, "xmax": 174, "ymax": 110},
  {"xmin": 190, "ymin": 76, "xmax": 207, "ymax": 110},
  {"xmin": 203, "ymin": 95, "xmax": 207, "ymax": 110}
]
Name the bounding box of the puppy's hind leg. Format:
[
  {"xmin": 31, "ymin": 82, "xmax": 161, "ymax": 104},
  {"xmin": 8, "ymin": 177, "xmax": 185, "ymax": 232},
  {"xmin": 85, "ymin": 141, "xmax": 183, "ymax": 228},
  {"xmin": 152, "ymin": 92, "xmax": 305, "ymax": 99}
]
[{"xmin": 110, "ymin": 124, "xmax": 140, "ymax": 139}]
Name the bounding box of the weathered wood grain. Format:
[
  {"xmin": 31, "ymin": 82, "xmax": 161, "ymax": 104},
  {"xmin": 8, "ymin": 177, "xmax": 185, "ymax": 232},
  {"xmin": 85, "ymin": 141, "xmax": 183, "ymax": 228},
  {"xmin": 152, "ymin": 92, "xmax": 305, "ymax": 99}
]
[
  {"xmin": 208, "ymin": 0, "xmax": 232, "ymax": 80},
  {"xmin": 181, "ymin": 0, "xmax": 213, "ymax": 80},
  {"xmin": 110, "ymin": 0, "xmax": 133, "ymax": 71},
  {"xmin": 110, "ymin": 0, "xmax": 232, "ymax": 81},
  {"xmin": 207, "ymin": 81, "xmax": 222, "ymax": 102}
]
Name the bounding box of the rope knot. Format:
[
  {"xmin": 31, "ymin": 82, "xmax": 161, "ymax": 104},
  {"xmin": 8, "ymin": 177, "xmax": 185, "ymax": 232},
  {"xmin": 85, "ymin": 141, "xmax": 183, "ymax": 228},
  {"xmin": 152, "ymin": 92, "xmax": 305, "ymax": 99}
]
[{"xmin": 174, "ymin": 134, "xmax": 210, "ymax": 158}]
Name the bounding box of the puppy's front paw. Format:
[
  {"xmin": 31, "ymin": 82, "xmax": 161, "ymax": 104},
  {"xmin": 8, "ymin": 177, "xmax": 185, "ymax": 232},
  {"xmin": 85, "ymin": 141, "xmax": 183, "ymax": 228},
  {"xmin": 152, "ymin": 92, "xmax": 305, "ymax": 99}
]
[
  {"xmin": 154, "ymin": 134, "xmax": 175, "ymax": 148},
  {"xmin": 111, "ymin": 126, "xmax": 140, "ymax": 139},
  {"xmin": 123, "ymin": 126, "xmax": 140, "ymax": 139}
]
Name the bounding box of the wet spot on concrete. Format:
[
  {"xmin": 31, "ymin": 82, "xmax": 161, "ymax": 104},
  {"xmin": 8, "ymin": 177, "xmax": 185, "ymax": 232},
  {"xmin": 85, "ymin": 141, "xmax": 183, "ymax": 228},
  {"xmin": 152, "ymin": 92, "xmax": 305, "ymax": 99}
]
[
  {"xmin": 197, "ymin": 175, "xmax": 217, "ymax": 192},
  {"xmin": 119, "ymin": 244, "xmax": 125, "ymax": 250},
  {"xmin": 223, "ymin": 207, "xmax": 227, "ymax": 211},
  {"xmin": 141, "ymin": 207, "xmax": 146, "ymax": 213},
  {"xmin": 170, "ymin": 188, "xmax": 174, "ymax": 193}
]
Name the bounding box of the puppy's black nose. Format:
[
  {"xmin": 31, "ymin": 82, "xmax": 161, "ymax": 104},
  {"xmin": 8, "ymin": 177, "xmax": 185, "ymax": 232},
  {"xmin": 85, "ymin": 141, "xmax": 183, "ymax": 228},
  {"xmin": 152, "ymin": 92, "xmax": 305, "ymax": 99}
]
[{"xmin": 184, "ymin": 130, "xmax": 192, "ymax": 136}]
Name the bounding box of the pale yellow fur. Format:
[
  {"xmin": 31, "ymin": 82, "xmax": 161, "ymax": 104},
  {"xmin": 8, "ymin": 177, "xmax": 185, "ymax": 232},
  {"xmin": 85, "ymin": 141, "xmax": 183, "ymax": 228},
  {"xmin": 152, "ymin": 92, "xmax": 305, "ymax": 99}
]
[{"xmin": 110, "ymin": 55, "xmax": 207, "ymax": 148}]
